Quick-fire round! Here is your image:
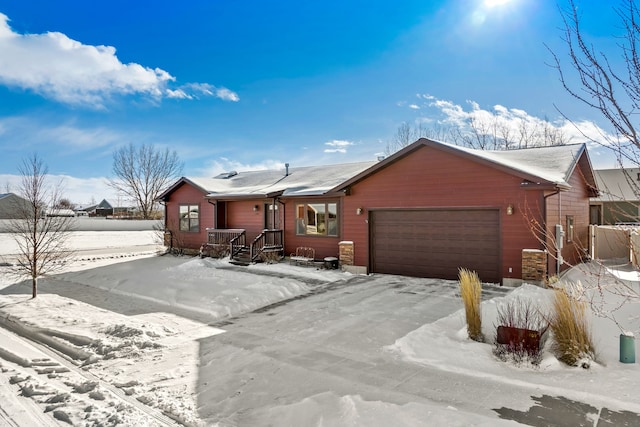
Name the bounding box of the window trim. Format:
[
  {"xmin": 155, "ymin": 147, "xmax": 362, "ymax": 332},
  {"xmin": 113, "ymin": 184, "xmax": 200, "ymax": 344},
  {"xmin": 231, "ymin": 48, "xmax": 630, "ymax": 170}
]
[
  {"xmin": 179, "ymin": 203, "xmax": 200, "ymax": 233},
  {"xmin": 295, "ymin": 201, "xmax": 339, "ymax": 237}
]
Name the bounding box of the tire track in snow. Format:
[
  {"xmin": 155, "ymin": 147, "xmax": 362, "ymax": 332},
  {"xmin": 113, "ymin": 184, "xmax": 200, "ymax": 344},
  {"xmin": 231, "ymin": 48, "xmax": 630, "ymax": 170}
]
[{"xmin": 0, "ymin": 320, "xmax": 181, "ymax": 426}]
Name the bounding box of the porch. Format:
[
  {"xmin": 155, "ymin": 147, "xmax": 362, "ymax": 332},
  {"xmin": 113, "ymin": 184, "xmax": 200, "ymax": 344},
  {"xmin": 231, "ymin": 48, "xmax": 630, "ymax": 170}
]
[{"xmin": 201, "ymin": 228, "xmax": 284, "ymax": 263}]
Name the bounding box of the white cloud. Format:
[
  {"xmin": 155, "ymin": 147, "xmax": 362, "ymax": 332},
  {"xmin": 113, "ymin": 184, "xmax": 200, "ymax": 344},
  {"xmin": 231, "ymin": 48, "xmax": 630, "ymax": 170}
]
[
  {"xmin": 324, "ymin": 139, "xmax": 353, "ymax": 154},
  {"xmin": 0, "ymin": 13, "xmax": 239, "ymax": 107},
  {"xmin": 414, "ymin": 94, "xmax": 615, "ymax": 147}
]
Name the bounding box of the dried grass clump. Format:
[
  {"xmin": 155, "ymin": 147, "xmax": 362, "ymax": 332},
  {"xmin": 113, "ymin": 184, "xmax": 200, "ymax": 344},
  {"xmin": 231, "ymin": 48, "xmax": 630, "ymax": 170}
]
[
  {"xmin": 493, "ymin": 297, "xmax": 549, "ymax": 366},
  {"xmin": 459, "ymin": 268, "xmax": 484, "ymax": 342},
  {"xmin": 549, "ymin": 288, "xmax": 595, "ymax": 367}
]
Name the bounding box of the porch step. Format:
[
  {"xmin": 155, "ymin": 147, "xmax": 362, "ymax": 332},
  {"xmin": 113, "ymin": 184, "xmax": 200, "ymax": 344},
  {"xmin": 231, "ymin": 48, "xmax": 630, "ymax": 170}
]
[{"xmin": 231, "ymin": 246, "xmax": 251, "ymax": 265}]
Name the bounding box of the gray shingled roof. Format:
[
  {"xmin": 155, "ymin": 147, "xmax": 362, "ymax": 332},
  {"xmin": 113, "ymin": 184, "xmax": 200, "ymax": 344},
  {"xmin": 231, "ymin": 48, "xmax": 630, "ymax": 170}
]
[
  {"xmin": 591, "ymin": 168, "xmax": 640, "ymax": 202},
  {"xmin": 165, "ymin": 140, "xmax": 592, "ymax": 200},
  {"xmin": 185, "ymin": 161, "xmax": 378, "ymax": 199},
  {"xmin": 437, "ymin": 141, "xmax": 586, "ymax": 187}
]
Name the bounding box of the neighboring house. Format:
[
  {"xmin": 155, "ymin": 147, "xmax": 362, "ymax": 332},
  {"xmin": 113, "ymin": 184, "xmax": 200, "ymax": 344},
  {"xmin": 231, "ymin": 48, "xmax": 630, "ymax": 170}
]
[
  {"xmin": 158, "ymin": 138, "xmax": 598, "ymax": 285},
  {"xmin": 0, "ymin": 193, "xmax": 30, "ymax": 219},
  {"xmin": 76, "ymin": 199, "xmax": 114, "ymax": 217},
  {"xmin": 590, "ymin": 168, "xmax": 640, "ymax": 225}
]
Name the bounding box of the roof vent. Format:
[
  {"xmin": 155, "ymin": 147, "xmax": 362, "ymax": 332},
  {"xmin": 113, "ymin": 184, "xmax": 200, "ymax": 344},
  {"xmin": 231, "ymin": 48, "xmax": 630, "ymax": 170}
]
[
  {"xmin": 215, "ymin": 171, "xmax": 238, "ymax": 179},
  {"xmin": 377, "ymin": 155, "xmax": 385, "ymax": 161},
  {"xmin": 285, "ymin": 163, "xmax": 290, "ymax": 176}
]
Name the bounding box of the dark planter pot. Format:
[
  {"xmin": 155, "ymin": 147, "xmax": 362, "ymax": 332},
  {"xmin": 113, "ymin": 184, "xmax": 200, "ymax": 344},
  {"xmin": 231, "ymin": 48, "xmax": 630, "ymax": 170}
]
[{"xmin": 496, "ymin": 325, "xmax": 545, "ymax": 353}]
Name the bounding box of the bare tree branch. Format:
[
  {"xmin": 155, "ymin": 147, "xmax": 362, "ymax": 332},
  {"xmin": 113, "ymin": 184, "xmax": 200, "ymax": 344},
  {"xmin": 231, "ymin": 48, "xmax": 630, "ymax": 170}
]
[
  {"xmin": 7, "ymin": 154, "xmax": 76, "ymax": 298},
  {"xmin": 109, "ymin": 143, "xmax": 183, "ymax": 219}
]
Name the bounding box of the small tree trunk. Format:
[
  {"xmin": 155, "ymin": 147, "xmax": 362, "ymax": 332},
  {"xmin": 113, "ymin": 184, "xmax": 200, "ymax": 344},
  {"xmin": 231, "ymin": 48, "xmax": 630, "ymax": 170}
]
[{"xmin": 32, "ymin": 276, "xmax": 37, "ymax": 298}]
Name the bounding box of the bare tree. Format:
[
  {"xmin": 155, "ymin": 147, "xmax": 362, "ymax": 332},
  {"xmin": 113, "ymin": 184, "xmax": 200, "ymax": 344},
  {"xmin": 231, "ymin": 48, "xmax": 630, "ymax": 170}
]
[
  {"xmin": 54, "ymin": 198, "xmax": 76, "ymax": 210},
  {"xmin": 8, "ymin": 154, "xmax": 75, "ymax": 298},
  {"xmin": 386, "ymin": 114, "xmax": 568, "ymax": 155},
  {"xmin": 548, "ymin": 0, "xmax": 640, "ymax": 164},
  {"xmin": 109, "ymin": 143, "xmax": 183, "ymax": 220},
  {"xmin": 384, "ymin": 122, "xmax": 463, "ymax": 155}
]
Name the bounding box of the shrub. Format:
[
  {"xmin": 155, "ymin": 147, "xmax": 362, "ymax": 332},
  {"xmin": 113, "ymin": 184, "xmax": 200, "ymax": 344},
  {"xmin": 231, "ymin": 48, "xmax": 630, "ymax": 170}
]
[
  {"xmin": 459, "ymin": 268, "xmax": 484, "ymax": 342},
  {"xmin": 493, "ymin": 297, "xmax": 549, "ymax": 366},
  {"xmin": 549, "ymin": 287, "xmax": 595, "ymax": 367}
]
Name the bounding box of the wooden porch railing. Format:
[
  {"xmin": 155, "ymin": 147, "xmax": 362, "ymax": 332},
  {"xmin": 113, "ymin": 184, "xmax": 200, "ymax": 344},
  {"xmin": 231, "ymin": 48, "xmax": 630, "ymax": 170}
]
[
  {"xmin": 229, "ymin": 231, "xmax": 247, "ymax": 259},
  {"xmin": 206, "ymin": 228, "xmax": 245, "ymax": 245},
  {"xmin": 204, "ymin": 228, "xmax": 246, "ymax": 258},
  {"xmin": 250, "ymin": 229, "xmax": 284, "ymax": 261}
]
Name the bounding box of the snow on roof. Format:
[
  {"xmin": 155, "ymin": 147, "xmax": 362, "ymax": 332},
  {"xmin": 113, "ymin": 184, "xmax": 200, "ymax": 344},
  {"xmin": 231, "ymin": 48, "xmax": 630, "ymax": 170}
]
[
  {"xmin": 173, "ymin": 141, "xmax": 587, "ymax": 200},
  {"xmin": 591, "ymin": 168, "xmax": 640, "ymax": 202},
  {"xmin": 444, "ymin": 141, "xmax": 585, "ymax": 186},
  {"xmin": 186, "ymin": 162, "xmax": 377, "ymax": 199}
]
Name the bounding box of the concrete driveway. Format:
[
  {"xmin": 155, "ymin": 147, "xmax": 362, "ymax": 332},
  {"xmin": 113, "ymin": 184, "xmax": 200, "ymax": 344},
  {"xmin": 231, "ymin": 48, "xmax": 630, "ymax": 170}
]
[{"xmin": 195, "ymin": 272, "xmax": 515, "ymax": 425}]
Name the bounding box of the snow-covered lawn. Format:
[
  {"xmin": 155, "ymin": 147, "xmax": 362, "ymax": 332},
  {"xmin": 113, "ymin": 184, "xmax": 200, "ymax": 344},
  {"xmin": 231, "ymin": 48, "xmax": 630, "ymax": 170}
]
[{"xmin": 0, "ymin": 230, "xmax": 639, "ymax": 426}]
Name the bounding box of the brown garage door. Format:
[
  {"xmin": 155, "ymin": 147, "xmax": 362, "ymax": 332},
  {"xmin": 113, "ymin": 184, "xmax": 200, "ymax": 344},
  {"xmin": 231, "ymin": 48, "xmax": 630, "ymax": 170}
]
[{"xmin": 370, "ymin": 209, "xmax": 500, "ymax": 283}]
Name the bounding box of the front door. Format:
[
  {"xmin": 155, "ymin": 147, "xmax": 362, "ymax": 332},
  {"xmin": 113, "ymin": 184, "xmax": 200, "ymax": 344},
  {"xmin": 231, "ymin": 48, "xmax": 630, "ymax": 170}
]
[{"xmin": 265, "ymin": 203, "xmax": 280, "ymax": 229}]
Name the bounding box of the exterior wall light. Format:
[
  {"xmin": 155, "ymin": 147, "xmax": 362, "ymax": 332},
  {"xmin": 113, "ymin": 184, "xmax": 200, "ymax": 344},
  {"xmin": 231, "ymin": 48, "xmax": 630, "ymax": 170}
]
[
  {"xmin": 506, "ymin": 204, "xmax": 514, "ymax": 215},
  {"xmin": 356, "ymin": 207, "xmax": 363, "ymax": 215},
  {"xmin": 253, "ymin": 205, "xmax": 259, "ymax": 212}
]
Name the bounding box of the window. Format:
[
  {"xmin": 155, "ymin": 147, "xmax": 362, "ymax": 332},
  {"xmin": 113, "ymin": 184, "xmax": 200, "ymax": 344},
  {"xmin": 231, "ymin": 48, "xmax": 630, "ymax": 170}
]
[
  {"xmin": 179, "ymin": 204, "xmax": 199, "ymax": 232},
  {"xmin": 566, "ymin": 215, "xmax": 574, "ymax": 243},
  {"xmin": 296, "ymin": 202, "xmax": 338, "ymax": 236}
]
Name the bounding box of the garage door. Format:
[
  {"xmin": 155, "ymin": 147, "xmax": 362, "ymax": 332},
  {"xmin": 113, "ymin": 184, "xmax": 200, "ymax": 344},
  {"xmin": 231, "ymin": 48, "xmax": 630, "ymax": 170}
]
[{"xmin": 370, "ymin": 209, "xmax": 500, "ymax": 283}]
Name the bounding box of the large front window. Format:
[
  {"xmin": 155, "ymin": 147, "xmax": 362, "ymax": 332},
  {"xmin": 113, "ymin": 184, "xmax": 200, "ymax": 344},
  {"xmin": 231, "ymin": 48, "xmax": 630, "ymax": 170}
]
[
  {"xmin": 296, "ymin": 202, "xmax": 338, "ymax": 236},
  {"xmin": 179, "ymin": 204, "xmax": 199, "ymax": 232}
]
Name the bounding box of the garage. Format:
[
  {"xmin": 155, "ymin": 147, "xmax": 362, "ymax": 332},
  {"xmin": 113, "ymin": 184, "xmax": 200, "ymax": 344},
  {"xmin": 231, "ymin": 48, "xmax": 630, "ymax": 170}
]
[{"xmin": 369, "ymin": 209, "xmax": 501, "ymax": 283}]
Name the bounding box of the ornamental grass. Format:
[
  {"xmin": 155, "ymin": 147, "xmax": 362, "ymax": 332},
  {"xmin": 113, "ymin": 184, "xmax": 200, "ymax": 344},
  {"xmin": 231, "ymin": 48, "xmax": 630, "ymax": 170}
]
[
  {"xmin": 459, "ymin": 268, "xmax": 484, "ymax": 342},
  {"xmin": 549, "ymin": 287, "xmax": 596, "ymax": 367}
]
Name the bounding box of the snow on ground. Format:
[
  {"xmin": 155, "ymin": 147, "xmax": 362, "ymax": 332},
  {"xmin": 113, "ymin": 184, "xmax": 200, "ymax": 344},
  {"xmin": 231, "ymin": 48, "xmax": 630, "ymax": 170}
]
[
  {"xmin": 388, "ymin": 267, "xmax": 640, "ymax": 415},
  {"xmin": 0, "ymin": 228, "xmax": 639, "ymax": 425}
]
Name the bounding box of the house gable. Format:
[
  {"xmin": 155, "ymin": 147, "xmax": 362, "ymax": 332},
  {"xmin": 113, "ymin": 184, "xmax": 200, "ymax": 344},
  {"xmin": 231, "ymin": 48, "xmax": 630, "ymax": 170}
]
[{"xmin": 333, "ymin": 138, "xmax": 590, "ymax": 194}]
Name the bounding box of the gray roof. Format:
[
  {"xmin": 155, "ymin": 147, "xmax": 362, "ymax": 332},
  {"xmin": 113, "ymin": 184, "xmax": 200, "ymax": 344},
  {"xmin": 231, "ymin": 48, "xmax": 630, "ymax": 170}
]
[
  {"xmin": 161, "ymin": 139, "xmax": 594, "ymax": 201},
  {"xmin": 451, "ymin": 142, "xmax": 586, "ymax": 187},
  {"xmin": 591, "ymin": 168, "xmax": 640, "ymax": 202},
  {"xmin": 181, "ymin": 161, "xmax": 378, "ymax": 199}
]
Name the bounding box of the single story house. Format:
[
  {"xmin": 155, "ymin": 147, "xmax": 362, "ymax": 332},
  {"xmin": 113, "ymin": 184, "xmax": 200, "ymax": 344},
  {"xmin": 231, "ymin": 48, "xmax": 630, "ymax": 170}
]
[
  {"xmin": 0, "ymin": 193, "xmax": 30, "ymax": 219},
  {"xmin": 75, "ymin": 199, "xmax": 138, "ymax": 218},
  {"xmin": 158, "ymin": 138, "xmax": 598, "ymax": 285},
  {"xmin": 590, "ymin": 168, "xmax": 640, "ymax": 225}
]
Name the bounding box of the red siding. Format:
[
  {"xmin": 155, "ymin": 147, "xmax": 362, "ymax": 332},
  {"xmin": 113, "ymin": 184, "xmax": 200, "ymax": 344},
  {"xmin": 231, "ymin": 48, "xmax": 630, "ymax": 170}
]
[
  {"xmin": 164, "ymin": 182, "xmax": 213, "ymax": 250},
  {"xmin": 340, "ymin": 145, "xmax": 545, "ymax": 281},
  {"xmin": 226, "ymin": 200, "xmax": 274, "ymax": 242},
  {"xmin": 545, "ymin": 157, "xmax": 591, "ymax": 276}
]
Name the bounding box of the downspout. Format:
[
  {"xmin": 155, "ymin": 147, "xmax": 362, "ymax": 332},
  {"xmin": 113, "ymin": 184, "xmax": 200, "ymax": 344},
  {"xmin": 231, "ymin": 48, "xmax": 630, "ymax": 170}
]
[
  {"xmin": 277, "ymin": 197, "xmax": 286, "ymax": 253},
  {"xmin": 543, "ymin": 188, "xmax": 561, "ymax": 277},
  {"xmin": 557, "ymin": 191, "xmax": 562, "ymax": 276},
  {"xmin": 159, "ymin": 200, "xmax": 171, "ymax": 250}
]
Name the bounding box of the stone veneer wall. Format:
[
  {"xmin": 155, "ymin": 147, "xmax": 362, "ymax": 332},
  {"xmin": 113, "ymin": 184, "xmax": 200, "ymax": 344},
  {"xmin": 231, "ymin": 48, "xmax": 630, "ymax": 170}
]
[
  {"xmin": 522, "ymin": 249, "xmax": 547, "ymax": 284},
  {"xmin": 339, "ymin": 241, "xmax": 354, "ymax": 266}
]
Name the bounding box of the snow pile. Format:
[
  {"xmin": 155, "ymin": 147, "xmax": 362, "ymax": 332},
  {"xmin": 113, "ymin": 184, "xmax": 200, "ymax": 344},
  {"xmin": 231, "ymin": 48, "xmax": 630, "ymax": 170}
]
[
  {"xmin": 0, "ymin": 294, "xmax": 223, "ymax": 426},
  {"xmin": 389, "ymin": 281, "xmax": 640, "ymax": 409}
]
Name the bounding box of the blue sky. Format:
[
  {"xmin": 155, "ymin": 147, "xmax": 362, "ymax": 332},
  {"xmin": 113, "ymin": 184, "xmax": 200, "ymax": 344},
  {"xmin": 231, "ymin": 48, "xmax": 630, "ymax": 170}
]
[{"xmin": 0, "ymin": 0, "xmax": 625, "ymax": 203}]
